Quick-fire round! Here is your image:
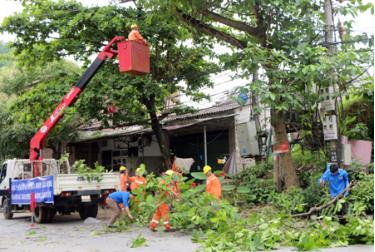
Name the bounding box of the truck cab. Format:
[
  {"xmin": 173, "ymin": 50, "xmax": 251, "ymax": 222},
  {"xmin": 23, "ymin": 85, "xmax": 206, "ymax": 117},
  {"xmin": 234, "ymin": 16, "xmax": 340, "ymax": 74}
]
[{"xmin": 0, "ymin": 159, "xmax": 120, "ymax": 223}]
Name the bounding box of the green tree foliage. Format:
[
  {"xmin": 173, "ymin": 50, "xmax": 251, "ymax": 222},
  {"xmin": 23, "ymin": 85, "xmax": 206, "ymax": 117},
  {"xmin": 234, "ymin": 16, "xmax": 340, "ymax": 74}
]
[
  {"xmin": 110, "ymin": 170, "xmax": 374, "ymax": 251},
  {"xmin": 1, "ymin": 0, "xmax": 218, "ymax": 165},
  {"xmin": 342, "ymin": 82, "xmax": 374, "ymax": 140},
  {"xmin": 0, "ymin": 42, "xmax": 19, "ymax": 159},
  {"xmin": 141, "ymin": 0, "xmax": 374, "ymax": 190},
  {"xmin": 0, "ymin": 41, "xmax": 13, "ymax": 68},
  {"xmin": 0, "ymin": 59, "xmax": 81, "ymax": 159}
]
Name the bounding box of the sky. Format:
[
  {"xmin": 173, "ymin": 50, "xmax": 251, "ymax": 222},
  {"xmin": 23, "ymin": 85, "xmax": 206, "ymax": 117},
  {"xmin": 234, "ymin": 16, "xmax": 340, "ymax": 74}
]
[{"xmin": 0, "ymin": 0, "xmax": 373, "ymax": 108}]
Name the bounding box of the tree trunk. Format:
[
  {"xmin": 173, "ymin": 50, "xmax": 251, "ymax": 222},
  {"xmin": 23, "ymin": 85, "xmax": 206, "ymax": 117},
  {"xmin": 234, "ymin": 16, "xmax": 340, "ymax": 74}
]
[
  {"xmin": 271, "ymin": 109, "xmax": 299, "ymax": 191},
  {"xmin": 143, "ymin": 97, "xmax": 171, "ymax": 170}
]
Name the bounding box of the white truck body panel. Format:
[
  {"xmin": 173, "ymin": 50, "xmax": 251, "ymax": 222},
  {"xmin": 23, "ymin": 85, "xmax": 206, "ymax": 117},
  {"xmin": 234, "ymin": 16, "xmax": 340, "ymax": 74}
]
[
  {"xmin": 54, "ymin": 173, "xmax": 120, "ymax": 194},
  {"xmin": 0, "ymin": 159, "xmax": 120, "ymax": 201}
]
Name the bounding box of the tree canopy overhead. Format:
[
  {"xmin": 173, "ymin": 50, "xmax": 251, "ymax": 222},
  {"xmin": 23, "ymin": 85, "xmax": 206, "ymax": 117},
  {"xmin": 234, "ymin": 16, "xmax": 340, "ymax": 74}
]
[
  {"xmin": 0, "ymin": 0, "xmax": 220, "ymax": 166},
  {"xmin": 0, "ymin": 0, "xmax": 373, "ymax": 184},
  {"xmin": 137, "ymin": 0, "xmax": 373, "ymax": 190}
]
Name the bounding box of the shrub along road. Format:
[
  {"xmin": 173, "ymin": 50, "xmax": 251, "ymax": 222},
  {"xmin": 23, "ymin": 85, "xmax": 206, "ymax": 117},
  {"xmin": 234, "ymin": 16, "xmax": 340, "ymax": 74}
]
[{"xmin": 0, "ymin": 208, "xmax": 373, "ymax": 252}]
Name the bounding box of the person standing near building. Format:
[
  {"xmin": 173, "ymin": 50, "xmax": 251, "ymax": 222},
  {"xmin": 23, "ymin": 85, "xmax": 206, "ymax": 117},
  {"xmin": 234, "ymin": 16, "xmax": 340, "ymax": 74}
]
[
  {"xmin": 119, "ymin": 165, "xmax": 129, "ymax": 192},
  {"xmin": 129, "ymin": 164, "xmax": 147, "ymax": 192},
  {"xmin": 203, "ymin": 165, "xmax": 222, "ymax": 200}
]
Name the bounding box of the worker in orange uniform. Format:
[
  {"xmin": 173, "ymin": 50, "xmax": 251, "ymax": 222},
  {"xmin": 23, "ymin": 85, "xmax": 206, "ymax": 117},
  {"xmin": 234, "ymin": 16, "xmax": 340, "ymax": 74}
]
[
  {"xmin": 170, "ymin": 154, "xmax": 182, "ymax": 198},
  {"xmin": 129, "ymin": 164, "xmax": 147, "ymax": 192},
  {"xmin": 119, "ymin": 165, "xmax": 129, "ymax": 192},
  {"xmin": 203, "ymin": 165, "xmax": 222, "ymax": 199},
  {"xmin": 149, "ymin": 170, "xmax": 179, "ymax": 232},
  {"xmin": 128, "ymin": 24, "xmax": 146, "ymax": 44}
]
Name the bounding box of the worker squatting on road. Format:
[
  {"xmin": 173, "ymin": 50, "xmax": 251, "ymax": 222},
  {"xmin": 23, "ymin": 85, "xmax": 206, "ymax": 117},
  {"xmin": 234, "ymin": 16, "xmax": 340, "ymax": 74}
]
[
  {"xmin": 149, "ymin": 170, "xmax": 180, "ymax": 232},
  {"xmin": 203, "ymin": 165, "xmax": 222, "ymax": 200},
  {"xmin": 106, "ymin": 191, "xmax": 133, "ymax": 226}
]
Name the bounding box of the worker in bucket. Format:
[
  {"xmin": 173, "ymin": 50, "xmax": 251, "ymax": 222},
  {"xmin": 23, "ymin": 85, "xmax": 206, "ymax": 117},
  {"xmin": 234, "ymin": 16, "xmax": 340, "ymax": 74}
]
[
  {"xmin": 149, "ymin": 170, "xmax": 179, "ymax": 232},
  {"xmin": 119, "ymin": 165, "xmax": 129, "ymax": 192},
  {"xmin": 106, "ymin": 191, "xmax": 133, "ymax": 227},
  {"xmin": 129, "ymin": 164, "xmax": 147, "ymax": 192},
  {"xmin": 128, "ymin": 24, "xmax": 146, "ymax": 43},
  {"xmin": 203, "ymin": 165, "xmax": 222, "ymax": 200}
]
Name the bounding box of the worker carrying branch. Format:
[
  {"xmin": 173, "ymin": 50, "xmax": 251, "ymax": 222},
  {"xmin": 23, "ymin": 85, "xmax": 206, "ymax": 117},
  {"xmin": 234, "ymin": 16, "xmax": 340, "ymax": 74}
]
[
  {"xmin": 203, "ymin": 165, "xmax": 222, "ymax": 200},
  {"xmin": 128, "ymin": 24, "xmax": 146, "ymax": 44},
  {"xmin": 319, "ymin": 163, "xmax": 350, "ymax": 223},
  {"xmin": 149, "ymin": 170, "xmax": 179, "ymax": 232}
]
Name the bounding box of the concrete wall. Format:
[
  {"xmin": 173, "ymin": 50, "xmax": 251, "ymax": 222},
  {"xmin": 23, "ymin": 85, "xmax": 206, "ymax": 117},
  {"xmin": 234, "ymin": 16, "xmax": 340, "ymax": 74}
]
[{"xmin": 233, "ymin": 104, "xmax": 259, "ymax": 171}]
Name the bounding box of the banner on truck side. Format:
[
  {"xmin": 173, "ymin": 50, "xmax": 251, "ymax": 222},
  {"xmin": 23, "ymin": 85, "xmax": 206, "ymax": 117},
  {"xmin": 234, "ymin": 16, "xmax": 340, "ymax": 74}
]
[{"xmin": 11, "ymin": 176, "xmax": 54, "ymax": 205}]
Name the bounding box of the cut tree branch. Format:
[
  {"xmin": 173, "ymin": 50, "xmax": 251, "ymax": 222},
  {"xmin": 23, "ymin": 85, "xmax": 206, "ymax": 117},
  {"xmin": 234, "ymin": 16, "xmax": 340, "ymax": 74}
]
[
  {"xmin": 176, "ymin": 9, "xmax": 246, "ymax": 49},
  {"xmin": 202, "ymin": 9, "xmax": 260, "ymax": 37},
  {"xmin": 292, "ymin": 182, "xmax": 354, "ymax": 218}
]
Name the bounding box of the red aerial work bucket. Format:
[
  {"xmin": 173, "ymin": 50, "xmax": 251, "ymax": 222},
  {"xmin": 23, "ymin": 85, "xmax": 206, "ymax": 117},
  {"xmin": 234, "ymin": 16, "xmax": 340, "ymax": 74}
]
[{"xmin": 118, "ymin": 40, "xmax": 150, "ymax": 75}]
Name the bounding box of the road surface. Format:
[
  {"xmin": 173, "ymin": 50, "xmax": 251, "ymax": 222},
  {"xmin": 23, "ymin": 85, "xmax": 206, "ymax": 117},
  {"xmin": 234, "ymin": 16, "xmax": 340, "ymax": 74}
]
[
  {"xmin": 0, "ymin": 208, "xmax": 373, "ymax": 252},
  {"xmin": 0, "ymin": 208, "xmax": 199, "ymax": 252}
]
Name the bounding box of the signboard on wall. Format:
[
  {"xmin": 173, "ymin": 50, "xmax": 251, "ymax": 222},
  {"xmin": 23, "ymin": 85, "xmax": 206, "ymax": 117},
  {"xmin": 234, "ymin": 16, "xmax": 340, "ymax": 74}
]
[{"xmin": 322, "ymin": 115, "xmax": 338, "ymax": 140}]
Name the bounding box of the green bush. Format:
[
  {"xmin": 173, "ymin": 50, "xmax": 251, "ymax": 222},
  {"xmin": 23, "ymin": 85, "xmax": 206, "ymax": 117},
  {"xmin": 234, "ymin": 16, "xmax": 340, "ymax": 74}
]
[
  {"xmin": 269, "ymin": 187, "xmax": 307, "ymax": 213},
  {"xmin": 291, "ymin": 145, "xmax": 325, "ymax": 169},
  {"xmin": 227, "ymin": 162, "xmax": 275, "ymax": 205},
  {"xmin": 346, "ymin": 161, "xmax": 369, "ymax": 180},
  {"xmin": 300, "ymin": 173, "xmax": 327, "ymax": 209},
  {"xmin": 349, "ymin": 174, "xmax": 374, "ymax": 214},
  {"xmin": 105, "ymin": 170, "xmax": 374, "ymax": 251}
]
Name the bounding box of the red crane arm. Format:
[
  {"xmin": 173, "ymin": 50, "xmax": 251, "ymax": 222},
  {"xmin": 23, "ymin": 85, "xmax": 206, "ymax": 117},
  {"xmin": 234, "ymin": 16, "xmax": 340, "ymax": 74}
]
[{"xmin": 29, "ymin": 36, "xmax": 125, "ymax": 174}]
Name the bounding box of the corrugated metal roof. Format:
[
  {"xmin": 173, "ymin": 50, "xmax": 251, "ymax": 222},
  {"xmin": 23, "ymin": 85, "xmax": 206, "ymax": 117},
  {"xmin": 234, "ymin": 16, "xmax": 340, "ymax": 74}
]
[
  {"xmin": 75, "ymin": 102, "xmax": 240, "ymax": 142},
  {"xmin": 163, "ymin": 101, "xmax": 239, "ymax": 123},
  {"xmin": 75, "ymin": 125, "xmax": 152, "ymax": 142},
  {"xmin": 163, "ymin": 114, "xmax": 235, "ymax": 131}
]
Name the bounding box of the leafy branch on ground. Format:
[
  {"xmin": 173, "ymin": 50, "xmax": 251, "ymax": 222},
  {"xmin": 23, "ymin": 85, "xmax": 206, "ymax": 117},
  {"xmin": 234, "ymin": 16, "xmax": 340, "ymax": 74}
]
[
  {"xmin": 130, "ymin": 234, "xmax": 148, "ymax": 248},
  {"xmin": 72, "ymin": 160, "xmax": 106, "ymax": 183}
]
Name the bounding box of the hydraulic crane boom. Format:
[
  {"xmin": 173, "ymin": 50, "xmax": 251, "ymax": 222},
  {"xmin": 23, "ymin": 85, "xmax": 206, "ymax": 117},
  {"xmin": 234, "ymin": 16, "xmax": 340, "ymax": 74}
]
[{"xmin": 29, "ymin": 36, "xmax": 148, "ymax": 176}]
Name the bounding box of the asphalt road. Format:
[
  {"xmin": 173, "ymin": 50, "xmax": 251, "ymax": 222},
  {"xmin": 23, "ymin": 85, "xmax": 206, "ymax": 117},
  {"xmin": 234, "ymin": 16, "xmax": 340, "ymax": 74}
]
[
  {"xmin": 0, "ymin": 208, "xmax": 199, "ymax": 252},
  {"xmin": 0, "ymin": 209, "xmax": 373, "ymax": 252}
]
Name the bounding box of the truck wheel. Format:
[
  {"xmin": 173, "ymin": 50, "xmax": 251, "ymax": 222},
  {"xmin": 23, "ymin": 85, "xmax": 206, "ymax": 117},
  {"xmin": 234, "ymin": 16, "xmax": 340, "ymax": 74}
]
[
  {"xmin": 87, "ymin": 204, "xmax": 98, "ymax": 218},
  {"xmin": 78, "ymin": 206, "xmax": 87, "ymax": 220},
  {"xmin": 46, "ymin": 208, "xmax": 56, "ymax": 223},
  {"xmin": 3, "ymin": 198, "xmax": 13, "ymax": 219},
  {"xmin": 34, "ymin": 206, "xmax": 48, "ymax": 223},
  {"xmin": 79, "ymin": 204, "xmax": 98, "ymax": 220}
]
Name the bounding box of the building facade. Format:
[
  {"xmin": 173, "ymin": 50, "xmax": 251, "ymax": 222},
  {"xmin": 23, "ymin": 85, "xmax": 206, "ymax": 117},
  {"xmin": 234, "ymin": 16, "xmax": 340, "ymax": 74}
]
[{"xmin": 66, "ymin": 101, "xmax": 270, "ymax": 175}]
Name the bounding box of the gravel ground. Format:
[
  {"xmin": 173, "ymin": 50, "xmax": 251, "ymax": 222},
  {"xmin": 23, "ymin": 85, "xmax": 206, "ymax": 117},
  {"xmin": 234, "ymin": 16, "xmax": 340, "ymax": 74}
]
[{"xmin": 0, "ymin": 208, "xmax": 373, "ymax": 252}]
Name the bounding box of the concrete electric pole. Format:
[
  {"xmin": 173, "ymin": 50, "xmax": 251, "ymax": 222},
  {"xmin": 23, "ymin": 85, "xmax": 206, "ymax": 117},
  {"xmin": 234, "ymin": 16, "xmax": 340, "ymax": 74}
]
[{"xmin": 321, "ymin": 0, "xmax": 341, "ymax": 165}]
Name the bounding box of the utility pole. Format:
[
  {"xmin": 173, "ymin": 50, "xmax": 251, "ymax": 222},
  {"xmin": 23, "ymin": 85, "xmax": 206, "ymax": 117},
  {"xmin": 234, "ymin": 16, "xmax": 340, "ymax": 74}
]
[{"xmin": 321, "ymin": 0, "xmax": 341, "ymax": 165}]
